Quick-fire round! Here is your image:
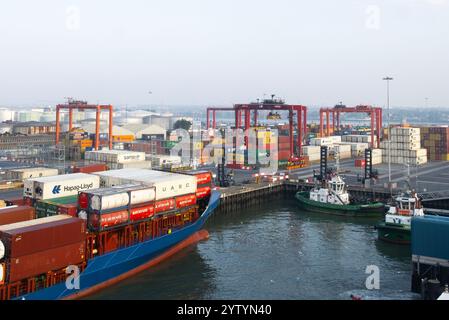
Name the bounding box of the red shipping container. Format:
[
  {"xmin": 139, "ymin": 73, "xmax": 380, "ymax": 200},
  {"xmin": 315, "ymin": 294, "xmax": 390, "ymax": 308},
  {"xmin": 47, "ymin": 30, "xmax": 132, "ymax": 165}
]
[
  {"xmin": 155, "ymin": 199, "xmax": 175, "ymax": 213},
  {"xmin": 78, "ymin": 192, "xmax": 89, "ymax": 210},
  {"xmin": 278, "ymin": 142, "xmax": 291, "ymax": 150},
  {"xmin": 105, "ymin": 232, "xmax": 119, "ymax": 253},
  {"xmin": 277, "ymin": 150, "xmax": 291, "ymax": 160},
  {"xmin": 355, "ymin": 159, "xmax": 366, "ymax": 168},
  {"xmin": 7, "ymin": 241, "xmax": 85, "ymax": 283},
  {"xmin": 278, "ymin": 136, "xmax": 290, "ymax": 144},
  {"xmin": 89, "ymin": 210, "xmax": 129, "ymax": 230},
  {"xmin": 0, "ymin": 217, "xmax": 86, "ymax": 258},
  {"xmin": 196, "ymin": 186, "xmax": 211, "ymax": 199},
  {"xmin": 129, "ymin": 204, "xmax": 155, "ymax": 222},
  {"xmin": 176, "ymin": 194, "xmax": 196, "ymax": 209},
  {"xmin": 57, "ymin": 204, "xmax": 78, "ymax": 217},
  {"xmin": 73, "ymin": 164, "xmax": 108, "ymax": 174},
  {"xmin": 0, "ymin": 206, "xmax": 35, "ymax": 226},
  {"xmin": 194, "ymin": 172, "xmax": 212, "ymax": 185},
  {"xmin": 6, "ymin": 198, "xmax": 26, "ymax": 206}
]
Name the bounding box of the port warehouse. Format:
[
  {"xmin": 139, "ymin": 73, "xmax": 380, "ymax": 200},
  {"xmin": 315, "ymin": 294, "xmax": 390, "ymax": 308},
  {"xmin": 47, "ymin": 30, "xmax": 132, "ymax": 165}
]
[
  {"xmin": 2, "ymin": 100, "xmax": 449, "ymax": 299},
  {"xmin": 0, "ymin": 168, "xmax": 213, "ymax": 300}
]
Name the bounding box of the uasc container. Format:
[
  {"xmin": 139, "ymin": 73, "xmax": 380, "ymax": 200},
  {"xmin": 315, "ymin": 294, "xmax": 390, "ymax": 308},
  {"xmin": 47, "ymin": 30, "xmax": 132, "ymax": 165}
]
[{"xmin": 93, "ymin": 169, "xmax": 196, "ymax": 200}]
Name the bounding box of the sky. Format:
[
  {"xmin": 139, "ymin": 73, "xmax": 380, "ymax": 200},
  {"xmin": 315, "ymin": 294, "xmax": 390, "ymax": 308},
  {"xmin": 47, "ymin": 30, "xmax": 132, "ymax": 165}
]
[{"xmin": 0, "ymin": 0, "xmax": 448, "ymax": 108}]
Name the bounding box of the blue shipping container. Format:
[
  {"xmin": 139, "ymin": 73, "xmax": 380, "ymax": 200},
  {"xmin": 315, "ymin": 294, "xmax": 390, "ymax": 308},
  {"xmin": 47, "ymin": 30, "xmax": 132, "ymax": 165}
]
[{"xmin": 411, "ymin": 216, "xmax": 449, "ymax": 261}]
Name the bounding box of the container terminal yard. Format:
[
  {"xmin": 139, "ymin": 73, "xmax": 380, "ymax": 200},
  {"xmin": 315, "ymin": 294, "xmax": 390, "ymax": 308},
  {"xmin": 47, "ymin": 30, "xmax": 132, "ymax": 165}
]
[{"xmin": 0, "ymin": 97, "xmax": 449, "ymax": 301}]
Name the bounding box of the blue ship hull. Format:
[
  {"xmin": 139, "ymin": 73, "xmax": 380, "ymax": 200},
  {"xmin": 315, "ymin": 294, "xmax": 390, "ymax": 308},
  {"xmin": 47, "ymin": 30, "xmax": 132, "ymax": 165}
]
[{"xmin": 18, "ymin": 191, "xmax": 221, "ymax": 300}]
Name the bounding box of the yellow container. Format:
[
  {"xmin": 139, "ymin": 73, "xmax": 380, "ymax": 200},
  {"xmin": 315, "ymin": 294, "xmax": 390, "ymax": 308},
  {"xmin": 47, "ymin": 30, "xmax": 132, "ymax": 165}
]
[
  {"xmin": 113, "ymin": 135, "xmax": 135, "ymax": 142},
  {"xmin": 80, "ymin": 139, "xmax": 93, "ymax": 147}
]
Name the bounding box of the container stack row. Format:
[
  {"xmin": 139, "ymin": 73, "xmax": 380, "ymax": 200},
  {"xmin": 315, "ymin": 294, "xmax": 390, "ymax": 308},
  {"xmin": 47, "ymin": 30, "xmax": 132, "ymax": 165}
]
[
  {"xmin": 380, "ymin": 127, "xmax": 428, "ymax": 165},
  {"xmin": 420, "ymin": 126, "xmax": 449, "ymax": 161},
  {"xmin": 0, "ymin": 215, "xmax": 86, "ymax": 284}
]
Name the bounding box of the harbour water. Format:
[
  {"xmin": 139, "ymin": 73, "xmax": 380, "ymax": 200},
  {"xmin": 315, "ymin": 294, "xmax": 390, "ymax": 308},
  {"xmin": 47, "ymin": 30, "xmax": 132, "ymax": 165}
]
[{"xmin": 88, "ymin": 199, "xmax": 419, "ymax": 300}]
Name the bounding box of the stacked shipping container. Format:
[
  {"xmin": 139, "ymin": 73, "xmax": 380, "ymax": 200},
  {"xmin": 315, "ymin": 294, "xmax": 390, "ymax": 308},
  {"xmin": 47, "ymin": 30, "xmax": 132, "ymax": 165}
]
[
  {"xmin": 420, "ymin": 126, "xmax": 449, "ymax": 161},
  {"xmin": 0, "ymin": 215, "xmax": 86, "ymax": 283},
  {"xmin": 380, "ymin": 127, "xmax": 428, "ymax": 165}
]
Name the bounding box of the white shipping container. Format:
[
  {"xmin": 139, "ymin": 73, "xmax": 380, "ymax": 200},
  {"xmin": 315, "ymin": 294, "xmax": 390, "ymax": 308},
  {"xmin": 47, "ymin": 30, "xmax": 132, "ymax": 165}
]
[
  {"xmin": 150, "ymin": 155, "xmax": 182, "ymax": 167},
  {"xmin": 129, "ymin": 187, "xmax": 157, "ymax": 205},
  {"xmin": 85, "ymin": 150, "xmax": 146, "ymax": 164},
  {"xmin": 107, "ymin": 161, "xmax": 152, "ymax": 170},
  {"xmin": 91, "ymin": 192, "xmax": 130, "ymax": 211},
  {"xmin": 308, "ymin": 154, "xmax": 321, "ymax": 162},
  {"xmin": 372, "ymin": 149, "xmax": 382, "ymax": 157},
  {"xmin": 310, "ymin": 138, "xmax": 334, "ymax": 146},
  {"xmin": 93, "ymin": 169, "xmax": 197, "ymax": 200},
  {"xmin": 330, "ymin": 136, "xmax": 342, "ymax": 143},
  {"xmin": 302, "ymin": 146, "xmax": 321, "ymax": 156},
  {"xmin": 7, "ymin": 167, "xmax": 59, "ymax": 181},
  {"xmin": 23, "ymin": 173, "xmax": 100, "ymax": 200}
]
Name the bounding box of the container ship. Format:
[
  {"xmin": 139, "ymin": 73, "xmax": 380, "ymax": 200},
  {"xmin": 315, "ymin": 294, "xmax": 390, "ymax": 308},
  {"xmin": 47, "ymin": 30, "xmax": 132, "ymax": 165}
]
[{"xmin": 0, "ymin": 169, "xmax": 220, "ymax": 300}]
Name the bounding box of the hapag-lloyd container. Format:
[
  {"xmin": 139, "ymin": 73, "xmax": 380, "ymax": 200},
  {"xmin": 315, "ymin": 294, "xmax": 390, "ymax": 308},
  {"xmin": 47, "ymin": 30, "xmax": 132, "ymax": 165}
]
[
  {"xmin": 0, "ymin": 215, "xmax": 86, "ymax": 259},
  {"xmin": 93, "ymin": 169, "xmax": 196, "ymax": 200},
  {"xmin": 23, "ymin": 173, "xmax": 100, "ymax": 201}
]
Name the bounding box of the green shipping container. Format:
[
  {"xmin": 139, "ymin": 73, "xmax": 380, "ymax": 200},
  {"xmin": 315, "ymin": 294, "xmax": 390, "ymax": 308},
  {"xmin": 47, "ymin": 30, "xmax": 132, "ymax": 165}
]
[{"xmin": 35, "ymin": 195, "xmax": 78, "ymax": 218}]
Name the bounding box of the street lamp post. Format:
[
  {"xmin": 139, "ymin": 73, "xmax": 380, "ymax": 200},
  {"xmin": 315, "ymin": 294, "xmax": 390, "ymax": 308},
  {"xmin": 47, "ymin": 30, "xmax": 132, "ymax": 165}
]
[{"xmin": 383, "ymin": 76, "xmax": 393, "ymax": 193}]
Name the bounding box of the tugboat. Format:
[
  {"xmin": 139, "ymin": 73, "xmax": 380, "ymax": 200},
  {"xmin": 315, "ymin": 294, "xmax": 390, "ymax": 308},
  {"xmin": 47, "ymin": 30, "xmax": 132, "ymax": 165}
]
[
  {"xmin": 295, "ymin": 146, "xmax": 385, "ymax": 217},
  {"xmin": 376, "ymin": 190, "xmax": 424, "ymax": 245},
  {"xmin": 295, "ymin": 174, "xmax": 385, "ymax": 217}
]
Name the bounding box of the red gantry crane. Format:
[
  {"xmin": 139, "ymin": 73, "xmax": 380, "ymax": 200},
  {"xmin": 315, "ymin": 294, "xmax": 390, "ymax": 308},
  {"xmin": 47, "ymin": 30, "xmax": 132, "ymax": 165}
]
[
  {"xmin": 319, "ymin": 104, "xmax": 382, "ymax": 149},
  {"xmin": 206, "ymin": 96, "xmax": 308, "ymax": 160},
  {"xmin": 55, "ymin": 99, "xmax": 114, "ymax": 150}
]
